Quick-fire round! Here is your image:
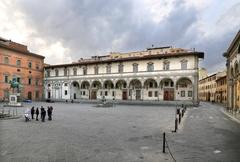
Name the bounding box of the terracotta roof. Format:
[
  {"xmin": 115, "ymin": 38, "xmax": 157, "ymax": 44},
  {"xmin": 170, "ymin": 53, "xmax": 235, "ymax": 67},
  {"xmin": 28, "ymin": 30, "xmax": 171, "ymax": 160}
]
[
  {"xmin": 0, "ymin": 40, "xmax": 45, "ymax": 59},
  {"xmin": 45, "ymin": 51, "xmax": 204, "ymax": 68}
]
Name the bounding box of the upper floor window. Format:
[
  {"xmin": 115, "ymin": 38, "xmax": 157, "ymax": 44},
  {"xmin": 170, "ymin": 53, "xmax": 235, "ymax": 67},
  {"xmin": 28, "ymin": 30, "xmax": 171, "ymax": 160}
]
[
  {"xmin": 28, "ymin": 78, "xmax": 32, "ymax": 85},
  {"xmin": 181, "ymin": 60, "xmax": 188, "ymax": 70},
  {"xmin": 133, "ymin": 63, "xmax": 138, "ymax": 73},
  {"xmin": 4, "ymin": 57, "xmax": 9, "ymax": 64},
  {"xmin": 147, "ymin": 62, "xmax": 154, "ymax": 72},
  {"xmin": 46, "ymin": 70, "xmax": 50, "ymax": 77},
  {"xmin": 106, "ymin": 64, "xmax": 111, "ymax": 74},
  {"xmin": 16, "ymin": 60, "xmax": 21, "ymax": 66},
  {"xmin": 163, "ymin": 61, "xmax": 170, "ymax": 70},
  {"xmin": 73, "ymin": 68, "xmax": 77, "ymax": 76},
  {"xmin": 83, "ymin": 66, "xmax": 87, "ymax": 75},
  {"xmin": 118, "ymin": 63, "xmax": 124, "ymax": 73},
  {"xmin": 55, "ymin": 69, "xmax": 59, "ymax": 77},
  {"xmin": 28, "ymin": 62, "xmax": 32, "ymax": 68},
  {"xmin": 4, "ymin": 75, "xmax": 8, "ymax": 83},
  {"xmin": 64, "ymin": 68, "xmax": 68, "ymax": 76},
  {"xmin": 94, "ymin": 65, "xmax": 99, "ymax": 75},
  {"xmin": 36, "ymin": 64, "xmax": 40, "ymax": 70}
]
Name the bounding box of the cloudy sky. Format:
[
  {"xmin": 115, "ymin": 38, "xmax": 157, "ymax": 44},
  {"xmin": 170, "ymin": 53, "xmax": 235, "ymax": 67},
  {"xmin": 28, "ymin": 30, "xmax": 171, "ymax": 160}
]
[{"xmin": 0, "ymin": 0, "xmax": 240, "ymax": 73}]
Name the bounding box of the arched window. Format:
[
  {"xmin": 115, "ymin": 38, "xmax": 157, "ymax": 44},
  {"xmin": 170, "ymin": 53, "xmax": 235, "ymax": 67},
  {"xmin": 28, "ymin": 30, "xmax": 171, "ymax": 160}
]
[
  {"xmin": 28, "ymin": 62, "xmax": 32, "ymax": 68},
  {"xmin": 133, "ymin": 63, "xmax": 138, "ymax": 73},
  {"xmin": 118, "ymin": 63, "xmax": 124, "ymax": 73},
  {"xmin": 64, "ymin": 68, "xmax": 68, "ymax": 76},
  {"xmin": 147, "ymin": 62, "xmax": 154, "ymax": 72},
  {"xmin": 55, "ymin": 69, "xmax": 59, "ymax": 77},
  {"xmin": 73, "ymin": 68, "xmax": 77, "ymax": 76},
  {"xmin": 94, "ymin": 65, "xmax": 99, "ymax": 75},
  {"xmin": 163, "ymin": 61, "xmax": 170, "ymax": 70},
  {"xmin": 83, "ymin": 66, "xmax": 87, "ymax": 75},
  {"xmin": 106, "ymin": 64, "xmax": 111, "ymax": 74},
  {"xmin": 181, "ymin": 59, "xmax": 188, "ymax": 70}
]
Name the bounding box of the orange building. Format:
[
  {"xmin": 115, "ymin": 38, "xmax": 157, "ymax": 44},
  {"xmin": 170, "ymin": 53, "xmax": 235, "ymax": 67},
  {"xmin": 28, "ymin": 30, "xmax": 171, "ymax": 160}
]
[{"xmin": 0, "ymin": 37, "xmax": 45, "ymax": 101}]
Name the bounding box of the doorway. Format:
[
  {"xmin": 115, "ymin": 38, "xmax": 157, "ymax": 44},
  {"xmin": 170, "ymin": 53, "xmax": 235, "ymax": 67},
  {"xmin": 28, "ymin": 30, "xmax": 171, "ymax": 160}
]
[
  {"xmin": 28, "ymin": 91, "xmax": 32, "ymax": 100},
  {"xmin": 91, "ymin": 91, "xmax": 97, "ymax": 100},
  {"xmin": 164, "ymin": 89, "xmax": 174, "ymax": 101},
  {"xmin": 136, "ymin": 90, "xmax": 141, "ymax": 100},
  {"xmin": 122, "ymin": 91, "xmax": 128, "ymax": 100}
]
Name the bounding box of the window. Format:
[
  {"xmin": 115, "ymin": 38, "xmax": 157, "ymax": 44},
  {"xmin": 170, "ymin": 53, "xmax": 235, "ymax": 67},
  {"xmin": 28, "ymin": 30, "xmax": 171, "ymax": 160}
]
[
  {"xmin": 106, "ymin": 64, "xmax": 111, "ymax": 74},
  {"xmin": 148, "ymin": 91, "xmax": 152, "ymax": 97},
  {"xmin": 64, "ymin": 83, "xmax": 68, "ymax": 86},
  {"xmin": 46, "ymin": 70, "xmax": 50, "ymax": 77},
  {"xmin": 118, "ymin": 63, "xmax": 124, "ymax": 73},
  {"xmin": 64, "ymin": 68, "xmax": 68, "ymax": 76},
  {"xmin": 163, "ymin": 61, "xmax": 170, "ymax": 70},
  {"xmin": 155, "ymin": 91, "xmax": 158, "ymax": 97},
  {"xmin": 100, "ymin": 91, "xmax": 102, "ymax": 96},
  {"xmin": 17, "ymin": 77, "xmax": 21, "ymax": 83},
  {"xmin": 35, "ymin": 79, "xmax": 39, "ymax": 86},
  {"xmin": 4, "ymin": 57, "xmax": 9, "ymax": 64},
  {"xmin": 55, "ymin": 69, "xmax": 59, "ymax": 76},
  {"xmin": 83, "ymin": 67, "xmax": 87, "ymax": 75},
  {"xmin": 28, "ymin": 78, "xmax": 32, "ymax": 85},
  {"xmin": 94, "ymin": 66, "xmax": 99, "ymax": 75},
  {"xmin": 36, "ymin": 64, "xmax": 40, "ymax": 70},
  {"xmin": 73, "ymin": 68, "xmax": 77, "ymax": 76},
  {"xmin": 28, "ymin": 62, "xmax": 32, "ymax": 68},
  {"xmin": 35, "ymin": 91, "xmax": 39, "ymax": 99},
  {"xmin": 181, "ymin": 60, "xmax": 188, "ymax": 70},
  {"xmin": 4, "ymin": 75, "xmax": 8, "ymax": 83},
  {"xmin": 181, "ymin": 91, "xmax": 185, "ymax": 97},
  {"xmin": 188, "ymin": 91, "xmax": 192, "ymax": 97},
  {"xmin": 16, "ymin": 60, "xmax": 21, "ymax": 66},
  {"xmin": 133, "ymin": 63, "xmax": 138, "ymax": 73},
  {"xmin": 65, "ymin": 90, "xmax": 68, "ymax": 95},
  {"xmin": 83, "ymin": 91, "xmax": 85, "ymax": 95},
  {"xmin": 147, "ymin": 62, "xmax": 154, "ymax": 72},
  {"xmin": 164, "ymin": 81, "xmax": 169, "ymax": 87},
  {"xmin": 112, "ymin": 91, "xmax": 115, "ymax": 96},
  {"xmin": 105, "ymin": 91, "xmax": 108, "ymax": 96}
]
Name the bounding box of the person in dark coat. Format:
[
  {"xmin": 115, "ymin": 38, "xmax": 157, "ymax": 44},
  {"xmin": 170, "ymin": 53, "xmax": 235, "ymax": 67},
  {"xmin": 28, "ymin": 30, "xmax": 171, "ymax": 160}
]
[
  {"xmin": 35, "ymin": 108, "xmax": 39, "ymax": 121},
  {"xmin": 31, "ymin": 107, "xmax": 35, "ymax": 119},
  {"xmin": 41, "ymin": 107, "xmax": 46, "ymax": 122},
  {"xmin": 47, "ymin": 107, "xmax": 52, "ymax": 120}
]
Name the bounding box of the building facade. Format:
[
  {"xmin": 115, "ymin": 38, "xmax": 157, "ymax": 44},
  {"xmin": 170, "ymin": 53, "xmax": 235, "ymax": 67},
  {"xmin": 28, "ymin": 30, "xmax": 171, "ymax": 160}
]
[
  {"xmin": 224, "ymin": 30, "xmax": 240, "ymax": 111},
  {"xmin": 199, "ymin": 74, "xmax": 217, "ymax": 102},
  {"xmin": 0, "ymin": 37, "xmax": 45, "ymax": 101},
  {"xmin": 215, "ymin": 75, "xmax": 227, "ymax": 105},
  {"xmin": 44, "ymin": 47, "xmax": 204, "ymax": 105}
]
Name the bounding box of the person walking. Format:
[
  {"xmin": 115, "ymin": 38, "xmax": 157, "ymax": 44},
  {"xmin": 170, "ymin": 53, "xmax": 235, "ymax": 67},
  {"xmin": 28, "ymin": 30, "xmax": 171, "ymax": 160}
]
[
  {"xmin": 47, "ymin": 107, "xmax": 52, "ymax": 120},
  {"xmin": 31, "ymin": 107, "xmax": 35, "ymax": 119},
  {"xmin": 35, "ymin": 108, "xmax": 39, "ymax": 121},
  {"xmin": 41, "ymin": 107, "xmax": 46, "ymax": 122}
]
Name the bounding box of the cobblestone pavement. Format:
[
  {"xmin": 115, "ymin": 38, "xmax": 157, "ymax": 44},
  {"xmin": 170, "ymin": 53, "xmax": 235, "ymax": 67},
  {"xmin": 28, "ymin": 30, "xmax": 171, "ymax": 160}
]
[
  {"xmin": 0, "ymin": 102, "xmax": 176, "ymax": 162},
  {"xmin": 167, "ymin": 102, "xmax": 240, "ymax": 162}
]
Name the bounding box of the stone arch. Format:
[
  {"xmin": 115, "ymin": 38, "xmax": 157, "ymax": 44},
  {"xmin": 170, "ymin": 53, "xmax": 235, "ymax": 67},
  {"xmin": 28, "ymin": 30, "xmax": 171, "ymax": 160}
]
[
  {"xmin": 71, "ymin": 81, "xmax": 80, "ymax": 99},
  {"xmin": 176, "ymin": 77, "xmax": 193, "ymax": 100},
  {"xmin": 91, "ymin": 80, "xmax": 102, "ymax": 89},
  {"xmin": 129, "ymin": 79, "xmax": 142, "ymax": 89},
  {"xmin": 144, "ymin": 78, "xmax": 158, "ymax": 88},
  {"xmin": 160, "ymin": 78, "xmax": 174, "ymax": 89},
  {"xmin": 160, "ymin": 78, "xmax": 175, "ymax": 101},
  {"xmin": 103, "ymin": 80, "xmax": 114, "ymax": 89},
  {"xmin": 115, "ymin": 80, "xmax": 127, "ymax": 89},
  {"xmin": 81, "ymin": 81, "xmax": 90, "ymax": 89}
]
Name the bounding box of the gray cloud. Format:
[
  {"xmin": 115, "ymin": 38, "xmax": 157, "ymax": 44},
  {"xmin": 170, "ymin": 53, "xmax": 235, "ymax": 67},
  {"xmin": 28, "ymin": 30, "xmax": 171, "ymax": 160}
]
[{"xmin": 14, "ymin": 0, "xmax": 240, "ymax": 73}]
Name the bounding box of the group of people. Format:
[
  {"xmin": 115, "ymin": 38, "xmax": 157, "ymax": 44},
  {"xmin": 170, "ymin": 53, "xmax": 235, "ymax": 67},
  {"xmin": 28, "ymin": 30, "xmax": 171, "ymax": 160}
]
[{"xmin": 24, "ymin": 106, "xmax": 53, "ymax": 122}]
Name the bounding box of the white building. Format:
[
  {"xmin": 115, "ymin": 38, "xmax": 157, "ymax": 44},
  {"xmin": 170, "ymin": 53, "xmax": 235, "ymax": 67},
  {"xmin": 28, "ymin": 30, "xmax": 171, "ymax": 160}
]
[{"xmin": 44, "ymin": 46, "xmax": 204, "ymax": 105}]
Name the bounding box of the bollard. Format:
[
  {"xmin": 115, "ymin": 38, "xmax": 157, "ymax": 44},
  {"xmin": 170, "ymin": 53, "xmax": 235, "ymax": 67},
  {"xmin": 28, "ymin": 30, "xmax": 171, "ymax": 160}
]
[
  {"xmin": 163, "ymin": 132, "xmax": 166, "ymax": 153},
  {"xmin": 175, "ymin": 118, "xmax": 178, "ymax": 132},
  {"xmin": 179, "ymin": 113, "xmax": 181, "ymax": 123}
]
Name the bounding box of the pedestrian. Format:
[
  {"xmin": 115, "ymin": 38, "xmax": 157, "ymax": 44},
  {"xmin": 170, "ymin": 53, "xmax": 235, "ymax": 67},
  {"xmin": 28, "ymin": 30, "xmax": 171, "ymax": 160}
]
[
  {"xmin": 36, "ymin": 107, "xmax": 39, "ymax": 121},
  {"xmin": 47, "ymin": 107, "xmax": 52, "ymax": 120},
  {"xmin": 41, "ymin": 107, "xmax": 46, "ymax": 122},
  {"xmin": 31, "ymin": 106, "xmax": 35, "ymax": 119}
]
